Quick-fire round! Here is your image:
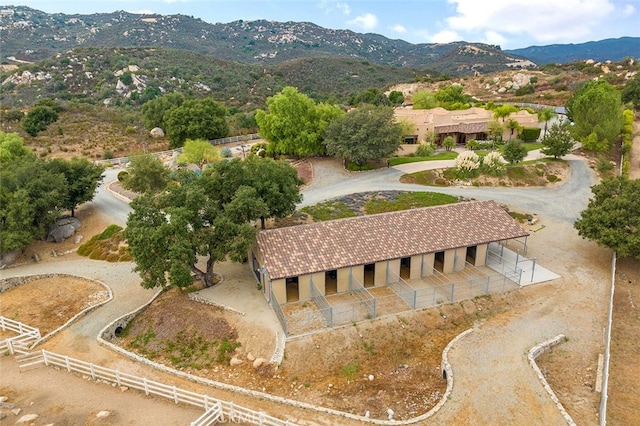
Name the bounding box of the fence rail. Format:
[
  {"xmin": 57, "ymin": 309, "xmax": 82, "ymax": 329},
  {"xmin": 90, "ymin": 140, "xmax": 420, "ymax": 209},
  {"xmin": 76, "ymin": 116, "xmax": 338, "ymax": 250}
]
[
  {"xmin": 0, "ymin": 316, "xmax": 41, "ymax": 355},
  {"xmin": 18, "ymin": 349, "xmax": 295, "ymax": 426}
]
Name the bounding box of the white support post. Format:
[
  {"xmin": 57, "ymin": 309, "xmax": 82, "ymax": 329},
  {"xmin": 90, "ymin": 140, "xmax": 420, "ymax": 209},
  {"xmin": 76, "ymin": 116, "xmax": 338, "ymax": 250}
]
[
  {"xmin": 115, "ymin": 371, "xmax": 121, "ymax": 387},
  {"xmin": 173, "ymin": 386, "xmax": 178, "ymax": 404},
  {"xmin": 143, "ymin": 377, "xmax": 149, "ymax": 395},
  {"xmin": 90, "ymin": 363, "xmax": 96, "ymax": 380},
  {"xmin": 43, "ymin": 350, "xmax": 49, "ymax": 366},
  {"xmin": 65, "ymin": 356, "xmax": 71, "ymax": 372}
]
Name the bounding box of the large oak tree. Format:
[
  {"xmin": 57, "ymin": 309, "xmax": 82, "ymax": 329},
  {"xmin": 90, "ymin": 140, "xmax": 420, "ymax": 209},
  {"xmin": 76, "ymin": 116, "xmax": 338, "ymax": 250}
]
[
  {"xmin": 324, "ymin": 104, "xmax": 402, "ymax": 166},
  {"xmin": 574, "ymin": 177, "xmax": 640, "ymax": 259},
  {"xmin": 125, "ymin": 157, "xmax": 303, "ymax": 288}
]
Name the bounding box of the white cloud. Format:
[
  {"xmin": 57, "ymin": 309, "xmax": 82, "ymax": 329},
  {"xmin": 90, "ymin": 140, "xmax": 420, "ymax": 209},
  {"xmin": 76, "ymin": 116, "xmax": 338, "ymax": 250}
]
[
  {"xmin": 622, "ymin": 4, "xmax": 635, "ymax": 16},
  {"xmin": 318, "ymin": 0, "xmax": 351, "ymax": 16},
  {"xmin": 391, "ymin": 24, "xmax": 407, "ymax": 34},
  {"xmin": 442, "ymin": 0, "xmax": 617, "ymax": 45},
  {"xmin": 336, "ymin": 2, "xmax": 351, "ymax": 15},
  {"xmin": 347, "ymin": 13, "xmax": 378, "ymax": 31},
  {"xmin": 429, "ymin": 30, "xmax": 462, "ymax": 44}
]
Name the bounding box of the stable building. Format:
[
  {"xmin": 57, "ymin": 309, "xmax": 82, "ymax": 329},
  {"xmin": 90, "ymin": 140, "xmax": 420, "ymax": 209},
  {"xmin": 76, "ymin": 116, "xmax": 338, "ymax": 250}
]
[{"xmin": 251, "ymin": 200, "xmax": 529, "ymax": 305}]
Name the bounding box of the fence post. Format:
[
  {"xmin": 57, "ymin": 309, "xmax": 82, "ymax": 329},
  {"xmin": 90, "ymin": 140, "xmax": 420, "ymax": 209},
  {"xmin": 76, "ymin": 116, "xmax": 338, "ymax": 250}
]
[
  {"xmin": 450, "ymin": 283, "xmax": 455, "ymax": 302},
  {"xmin": 7, "ymin": 339, "xmax": 14, "ymax": 355},
  {"xmin": 115, "ymin": 371, "xmax": 121, "ymax": 386},
  {"xmin": 530, "ymin": 258, "xmax": 537, "ymax": 282},
  {"xmin": 90, "ymin": 363, "xmax": 96, "ymax": 380},
  {"xmin": 515, "ymin": 251, "xmax": 519, "ymax": 272},
  {"xmin": 413, "ymin": 290, "xmax": 417, "ymax": 310},
  {"xmin": 65, "ymin": 356, "xmax": 71, "ymax": 372},
  {"xmin": 42, "ymin": 350, "xmax": 49, "ymax": 366},
  {"xmin": 372, "ymin": 298, "xmax": 377, "ymax": 319},
  {"xmin": 143, "ymin": 377, "xmax": 149, "ymax": 395}
]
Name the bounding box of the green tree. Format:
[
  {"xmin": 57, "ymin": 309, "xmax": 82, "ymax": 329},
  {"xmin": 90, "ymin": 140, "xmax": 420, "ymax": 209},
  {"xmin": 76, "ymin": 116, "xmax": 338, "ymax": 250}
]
[
  {"xmin": 350, "ymin": 88, "xmax": 389, "ymax": 106},
  {"xmin": 324, "ymin": 105, "xmax": 402, "ymax": 166},
  {"xmin": 123, "ymin": 154, "xmax": 170, "ymax": 194},
  {"xmin": 141, "ymin": 92, "xmax": 185, "ymax": 130},
  {"xmin": 502, "ymin": 140, "xmax": 527, "ymax": 164},
  {"xmin": 566, "ymin": 80, "xmax": 623, "ymax": 153},
  {"xmin": 540, "ymin": 122, "xmax": 575, "ymax": 159},
  {"xmin": 411, "ymin": 90, "xmax": 438, "ymax": 109},
  {"xmin": 442, "ymin": 135, "xmax": 456, "ymax": 151},
  {"xmin": 493, "ymin": 105, "xmax": 519, "ymax": 123},
  {"xmin": 0, "ymin": 132, "xmax": 34, "ymax": 163},
  {"xmin": 22, "ymin": 105, "xmax": 59, "ymax": 137},
  {"xmin": 435, "ymin": 84, "xmax": 469, "ymax": 108},
  {"xmin": 536, "ymin": 107, "xmax": 557, "ymax": 137},
  {"xmin": 204, "ymin": 156, "xmax": 304, "ymax": 229},
  {"xmin": 124, "ymin": 157, "xmax": 302, "ymax": 288},
  {"xmin": 178, "ymin": 139, "xmax": 220, "ymax": 171},
  {"xmin": 47, "ymin": 158, "xmax": 105, "ymax": 217},
  {"xmin": 164, "ymin": 98, "xmax": 228, "ymax": 149},
  {"xmin": 574, "ymin": 177, "xmax": 640, "ymax": 258},
  {"xmin": 621, "ymin": 73, "xmax": 640, "ymax": 110},
  {"xmin": 0, "ymin": 158, "xmax": 68, "ymax": 252},
  {"xmin": 505, "ymin": 119, "xmax": 522, "ymax": 141},
  {"xmin": 487, "ymin": 120, "xmax": 505, "ymax": 143},
  {"xmin": 388, "ymin": 90, "xmax": 405, "ymax": 106},
  {"xmin": 255, "ymin": 86, "xmax": 343, "ymax": 156}
]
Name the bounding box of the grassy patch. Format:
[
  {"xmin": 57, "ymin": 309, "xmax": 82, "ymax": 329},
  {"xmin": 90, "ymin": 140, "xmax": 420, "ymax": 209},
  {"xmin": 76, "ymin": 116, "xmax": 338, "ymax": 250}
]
[
  {"xmin": 77, "ymin": 224, "xmax": 131, "ymax": 261},
  {"xmin": 301, "ymin": 201, "xmax": 357, "ymax": 221},
  {"xmin": 388, "ymin": 151, "xmax": 458, "ymax": 166},
  {"xmin": 341, "ymin": 361, "xmax": 359, "ymax": 381},
  {"xmin": 364, "ymin": 192, "xmax": 458, "ymax": 214}
]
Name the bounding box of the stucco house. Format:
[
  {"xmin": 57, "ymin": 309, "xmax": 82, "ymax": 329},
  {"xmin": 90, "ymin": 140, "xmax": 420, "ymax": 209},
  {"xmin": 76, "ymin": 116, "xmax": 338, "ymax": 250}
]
[
  {"xmin": 251, "ymin": 200, "xmax": 529, "ymax": 308},
  {"xmin": 394, "ymin": 106, "xmax": 540, "ymax": 146}
]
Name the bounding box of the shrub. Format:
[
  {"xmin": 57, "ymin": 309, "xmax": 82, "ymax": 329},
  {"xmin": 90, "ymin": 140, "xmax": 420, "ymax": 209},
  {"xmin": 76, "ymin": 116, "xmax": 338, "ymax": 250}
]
[
  {"xmin": 415, "ymin": 142, "xmax": 436, "ymax": 157},
  {"xmin": 251, "ymin": 142, "xmax": 268, "ymax": 157},
  {"xmin": 220, "ymin": 147, "xmax": 232, "ymax": 158},
  {"xmin": 466, "ymin": 140, "xmax": 495, "ymax": 151},
  {"xmin": 117, "ymin": 170, "xmax": 129, "ymax": 182},
  {"xmin": 104, "ymin": 150, "xmax": 114, "ymax": 160},
  {"xmin": 482, "ymin": 151, "xmax": 506, "ymax": 176},
  {"xmin": 519, "ymin": 127, "xmax": 541, "ymax": 142},
  {"xmin": 455, "ymin": 150, "xmax": 481, "ymax": 178}
]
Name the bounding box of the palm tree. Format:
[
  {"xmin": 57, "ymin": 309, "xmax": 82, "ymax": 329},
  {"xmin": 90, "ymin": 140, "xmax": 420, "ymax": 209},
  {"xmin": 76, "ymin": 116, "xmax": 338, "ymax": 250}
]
[
  {"xmin": 537, "ymin": 107, "xmax": 557, "ymax": 137},
  {"xmin": 506, "ymin": 119, "xmax": 522, "ymax": 141}
]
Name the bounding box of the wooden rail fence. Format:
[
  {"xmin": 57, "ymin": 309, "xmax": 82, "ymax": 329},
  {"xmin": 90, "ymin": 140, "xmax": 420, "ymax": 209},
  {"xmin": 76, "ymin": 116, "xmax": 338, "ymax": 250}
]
[
  {"xmin": 0, "ymin": 316, "xmax": 40, "ymax": 355},
  {"xmin": 16, "ymin": 348, "xmax": 296, "ymax": 426}
]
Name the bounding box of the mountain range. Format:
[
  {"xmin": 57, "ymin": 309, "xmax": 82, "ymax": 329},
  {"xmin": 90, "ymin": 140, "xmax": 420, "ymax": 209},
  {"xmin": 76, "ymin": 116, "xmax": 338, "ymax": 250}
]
[{"xmin": 1, "ymin": 5, "xmax": 634, "ymax": 78}]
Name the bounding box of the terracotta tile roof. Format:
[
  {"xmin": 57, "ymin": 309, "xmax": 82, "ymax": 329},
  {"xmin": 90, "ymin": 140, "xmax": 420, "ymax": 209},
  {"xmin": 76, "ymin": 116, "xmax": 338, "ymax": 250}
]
[{"xmin": 256, "ymin": 200, "xmax": 529, "ymax": 280}]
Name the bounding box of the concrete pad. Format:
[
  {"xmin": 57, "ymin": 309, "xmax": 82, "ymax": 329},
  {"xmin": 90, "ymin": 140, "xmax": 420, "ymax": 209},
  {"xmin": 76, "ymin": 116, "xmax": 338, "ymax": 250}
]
[{"xmin": 486, "ymin": 242, "xmax": 560, "ymax": 286}]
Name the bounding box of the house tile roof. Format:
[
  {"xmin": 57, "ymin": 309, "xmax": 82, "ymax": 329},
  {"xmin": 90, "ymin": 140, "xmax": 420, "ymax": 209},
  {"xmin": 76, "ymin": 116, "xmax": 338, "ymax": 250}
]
[
  {"xmin": 256, "ymin": 200, "xmax": 529, "ymax": 280},
  {"xmin": 435, "ymin": 122, "xmax": 488, "ymax": 134}
]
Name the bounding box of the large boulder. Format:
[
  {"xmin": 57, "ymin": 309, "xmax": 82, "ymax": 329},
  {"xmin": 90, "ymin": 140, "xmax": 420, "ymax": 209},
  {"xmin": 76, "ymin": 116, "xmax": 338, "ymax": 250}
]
[
  {"xmin": 47, "ymin": 217, "xmax": 81, "ymax": 243},
  {"xmin": 150, "ymin": 127, "xmax": 165, "ymax": 138}
]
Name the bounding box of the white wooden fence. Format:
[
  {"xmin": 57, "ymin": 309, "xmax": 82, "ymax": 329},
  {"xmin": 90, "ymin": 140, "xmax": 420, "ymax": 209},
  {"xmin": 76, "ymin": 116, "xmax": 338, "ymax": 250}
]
[
  {"xmin": 17, "ymin": 349, "xmax": 296, "ymax": 426},
  {"xmin": 0, "ymin": 316, "xmax": 40, "ymax": 355}
]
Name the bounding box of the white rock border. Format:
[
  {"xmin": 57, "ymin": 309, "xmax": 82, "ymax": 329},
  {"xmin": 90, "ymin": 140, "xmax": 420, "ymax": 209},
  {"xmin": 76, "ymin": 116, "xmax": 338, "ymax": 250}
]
[
  {"xmin": 528, "ymin": 334, "xmax": 577, "ymax": 426},
  {"xmin": 98, "ymin": 303, "xmax": 474, "ymax": 424}
]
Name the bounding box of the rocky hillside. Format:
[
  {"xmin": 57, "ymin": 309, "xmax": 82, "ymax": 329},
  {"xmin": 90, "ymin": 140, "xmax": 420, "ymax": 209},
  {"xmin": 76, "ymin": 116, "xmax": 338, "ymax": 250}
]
[
  {"xmin": 506, "ymin": 37, "xmax": 640, "ymax": 65},
  {"xmin": 0, "ymin": 6, "xmax": 532, "ymax": 75}
]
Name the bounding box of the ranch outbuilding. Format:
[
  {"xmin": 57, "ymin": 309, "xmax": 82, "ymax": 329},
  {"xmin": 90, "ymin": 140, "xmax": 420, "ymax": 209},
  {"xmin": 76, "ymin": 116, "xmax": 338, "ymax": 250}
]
[{"xmin": 251, "ymin": 200, "xmax": 531, "ymax": 335}]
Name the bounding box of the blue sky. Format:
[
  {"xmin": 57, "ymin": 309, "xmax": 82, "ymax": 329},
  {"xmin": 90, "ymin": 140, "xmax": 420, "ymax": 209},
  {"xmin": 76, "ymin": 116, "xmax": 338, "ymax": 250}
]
[{"xmin": 2, "ymin": 0, "xmax": 639, "ymax": 49}]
